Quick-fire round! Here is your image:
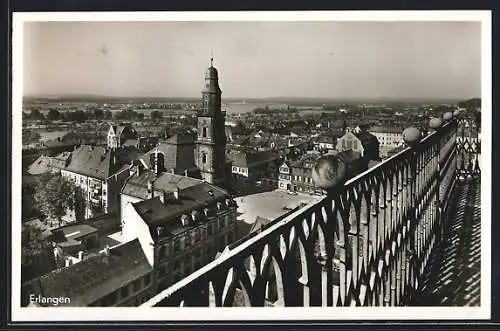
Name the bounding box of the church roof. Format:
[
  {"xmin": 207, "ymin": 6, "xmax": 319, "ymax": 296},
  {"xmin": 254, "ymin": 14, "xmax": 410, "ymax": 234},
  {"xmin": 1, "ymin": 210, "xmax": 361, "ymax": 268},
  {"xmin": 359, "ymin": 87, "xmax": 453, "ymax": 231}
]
[{"xmin": 140, "ymin": 135, "xmax": 197, "ymax": 175}]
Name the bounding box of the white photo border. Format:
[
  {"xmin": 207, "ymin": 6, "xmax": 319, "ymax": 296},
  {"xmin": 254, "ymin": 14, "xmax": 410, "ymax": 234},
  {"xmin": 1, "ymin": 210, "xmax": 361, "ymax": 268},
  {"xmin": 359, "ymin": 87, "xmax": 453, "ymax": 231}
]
[{"xmin": 11, "ymin": 10, "xmax": 492, "ymax": 322}]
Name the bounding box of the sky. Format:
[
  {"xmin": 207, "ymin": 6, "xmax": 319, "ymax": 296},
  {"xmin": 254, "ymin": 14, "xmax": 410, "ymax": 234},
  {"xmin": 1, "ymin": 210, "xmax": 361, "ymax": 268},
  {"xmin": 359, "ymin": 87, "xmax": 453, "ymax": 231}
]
[{"xmin": 22, "ymin": 21, "xmax": 482, "ymax": 100}]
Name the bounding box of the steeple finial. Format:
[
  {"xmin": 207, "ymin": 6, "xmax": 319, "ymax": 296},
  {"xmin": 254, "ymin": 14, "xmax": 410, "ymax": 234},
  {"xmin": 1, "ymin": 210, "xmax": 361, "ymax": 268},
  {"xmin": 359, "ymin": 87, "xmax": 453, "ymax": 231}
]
[{"xmin": 210, "ymin": 48, "xmax": 214, "ymax": 67}]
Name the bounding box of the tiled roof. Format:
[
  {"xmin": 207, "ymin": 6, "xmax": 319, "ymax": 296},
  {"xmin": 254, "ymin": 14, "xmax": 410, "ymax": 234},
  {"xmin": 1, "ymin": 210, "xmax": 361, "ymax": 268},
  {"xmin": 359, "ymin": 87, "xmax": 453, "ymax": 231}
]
[
  {"xmin": 53, "ymin": 224, "xmax": 98, "ymax": 242},
  {"xmin": 28, "ymin": 156, "xmax": 52, "ymax": 175},
  {"xmin": 164, "ymin": 133, "xmax": 196, "ymax": 145},
  {"xmin": 122, "ymin": 171, "xmax": 203, "ymax": 200},
  {"xmin": 132, "ymin": 182, "xmax": 229, "ymax": 228},
  {"xmin": 368, "ymin": 126, "xmax": 404, "ymax": 134},
  {"xmin": 228, "ymin": 150, "xmax": 278, "ymax": 168},
  {"xmin": 316, "ymin": 135, "xmax": 337, "ymax": 144},
  {"xmin": 21, "ymin": 239, "xmax": 152, "ymax": 307},
  {"xmin": 352, "ymin": 131, "xmax": 379, "ymax": 145},
  {"xmin": 140, "ymin": 134, "xmax": 197, "ymax": 175},
  {"xmin": 65, "ymin": 145, "xmax": 141, "ymax": 180}
]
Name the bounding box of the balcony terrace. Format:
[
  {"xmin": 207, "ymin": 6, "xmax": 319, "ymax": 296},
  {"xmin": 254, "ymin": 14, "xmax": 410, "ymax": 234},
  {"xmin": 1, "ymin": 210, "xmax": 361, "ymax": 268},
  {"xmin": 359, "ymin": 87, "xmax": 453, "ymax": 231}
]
[{"xmin": 141, "ymin": 111, "xmax": 481, "ymax": 307}]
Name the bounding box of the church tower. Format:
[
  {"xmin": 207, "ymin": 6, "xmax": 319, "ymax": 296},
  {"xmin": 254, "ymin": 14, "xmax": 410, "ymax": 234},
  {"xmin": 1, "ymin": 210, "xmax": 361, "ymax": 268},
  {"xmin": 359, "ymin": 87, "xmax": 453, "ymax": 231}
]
[{"xmin": 195, "ymin": 58, "xmax": 228, "ymax": 187}]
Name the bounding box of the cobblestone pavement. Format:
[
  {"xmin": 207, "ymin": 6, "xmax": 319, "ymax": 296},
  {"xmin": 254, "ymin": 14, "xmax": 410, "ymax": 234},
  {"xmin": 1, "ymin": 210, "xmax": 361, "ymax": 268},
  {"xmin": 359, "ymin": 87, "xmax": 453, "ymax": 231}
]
[{"xmin": 412, "ymin": 177, "xmax": 481, "ymax": 306}]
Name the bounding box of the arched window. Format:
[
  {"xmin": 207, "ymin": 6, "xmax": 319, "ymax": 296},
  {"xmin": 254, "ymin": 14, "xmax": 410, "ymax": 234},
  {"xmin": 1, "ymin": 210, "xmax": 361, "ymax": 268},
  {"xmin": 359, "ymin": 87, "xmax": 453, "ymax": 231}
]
[{"xmin": 202, "ymin": 127, "xmax": 208, "ymax": 138}]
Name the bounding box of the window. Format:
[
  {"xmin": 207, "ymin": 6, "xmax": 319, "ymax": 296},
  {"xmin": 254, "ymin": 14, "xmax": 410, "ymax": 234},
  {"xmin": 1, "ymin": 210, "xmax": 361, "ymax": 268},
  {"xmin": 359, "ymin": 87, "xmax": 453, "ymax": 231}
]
[
  {"xmin": 144, "ymin": 274, "xmax": 151, "ymax": 286},
  {"xmin": 174, "ymin": 258, "xmax": 180, "ymax": 270},
  {"xmin": 133, "ymin": 279, "xmax": 141, "ymax": 293},
  {"xmin": 208, "ymin": 223, "xmax": 213, "ymax": 235},
  {"xmin": 120, "ymin": 286, "xmax": 129, "ymax": 299},
  {"xmin": 174, "ymin": 240, "xmax": 180, "ymax": 252},
  {"xmin": 202, "ymin": 127, "xmax": 208, "ymax": 138},
  {"xmin": 202, "ymin": 153, "xmax": 207, "ymax": 164}
]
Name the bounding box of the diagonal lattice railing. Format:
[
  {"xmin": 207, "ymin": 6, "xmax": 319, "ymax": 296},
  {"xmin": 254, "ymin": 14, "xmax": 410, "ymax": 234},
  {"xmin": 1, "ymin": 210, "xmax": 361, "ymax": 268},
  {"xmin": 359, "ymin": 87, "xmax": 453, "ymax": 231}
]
[{"xmin": 142, "ymin": 113, "xmax": 480, "ymax": 307}]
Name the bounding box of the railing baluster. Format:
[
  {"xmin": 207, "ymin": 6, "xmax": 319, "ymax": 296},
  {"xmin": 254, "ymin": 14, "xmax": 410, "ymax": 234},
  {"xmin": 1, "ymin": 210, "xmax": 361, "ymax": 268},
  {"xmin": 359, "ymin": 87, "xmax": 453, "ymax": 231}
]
[{"xmin": 140, "ymin": 114, "xmax": 480, "ymax": 308}]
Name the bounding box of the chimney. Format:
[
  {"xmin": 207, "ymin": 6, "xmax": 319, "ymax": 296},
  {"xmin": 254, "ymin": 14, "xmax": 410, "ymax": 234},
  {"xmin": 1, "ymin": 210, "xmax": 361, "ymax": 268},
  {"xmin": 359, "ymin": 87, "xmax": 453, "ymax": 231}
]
[
  {"xmin": 174, "ymin": 187, "xmax": 180, "ymax": 200},
  {"xmin": 147, "ymin": 180, "xmax": 154, "ymax": 199},
  {"xmin": 184, "ymin": 169, "xmax": 188, "ymax": 177},
  {"xmin": 181, "ymin": 214, "xmax": 189, "ymax": 227},
  {"xmin": 104, "ymin": 245, "xmax": 110, "ymax": 256},
  {"xmin": 136, "ymin": 165, "xmax": 141, "ymax": 177},
  {"xmin": 78, "ymin": 251, "xmax": 84, "ymax": 261},
  {"xmin": 171, "ymin": 168, "xmax": 175, "ymax": 174}
]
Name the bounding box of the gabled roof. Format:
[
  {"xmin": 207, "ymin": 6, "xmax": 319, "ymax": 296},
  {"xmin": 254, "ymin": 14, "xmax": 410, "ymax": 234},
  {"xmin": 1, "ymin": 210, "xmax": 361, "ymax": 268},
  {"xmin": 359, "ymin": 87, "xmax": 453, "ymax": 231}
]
[
  {"xmin": 140, "ymin": 136, "xmax": 197, "ymax": 175},
  {"xmin": 109, "ymin": 125, "xmax": 134, "ymax": 137},
  {"xmin": 228, "ymin": 150, "xmax": 279, "ymax": 168},
  {"xmin": 353, "ymin": 131, "xmax": 379, "ymax": 146},
  {"xmin": 65, "ymin": 145, "xmax": 142, "ymax": 180},
  {"xmin": 164, "ymin": 133, "xmax": 196, "ymax": 145},
  {"xmin": 21, "ymin": 239, "xmax": 152, "ymax": 307},
  {"xmin": 27, "ymin": 156, "xmax": 52, "ymax": 175}
]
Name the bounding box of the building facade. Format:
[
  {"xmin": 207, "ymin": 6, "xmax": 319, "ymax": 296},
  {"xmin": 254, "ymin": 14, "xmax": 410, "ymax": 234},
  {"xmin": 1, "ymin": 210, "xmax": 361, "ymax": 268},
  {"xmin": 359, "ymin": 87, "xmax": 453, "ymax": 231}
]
[
  {"xmin": 60, "ymin": 145, "xmax": 142, "ymax": 219},
  {"xmin": 336, "ymin": 130, "xmax": 380, "ymax": 161},
  {"xmin": 368, "ymin": 126, "xmax": 404, "ymax": 158},
  {"xmin": 120, "ymin": 165, "xmax": 238, "ymax": 292}
]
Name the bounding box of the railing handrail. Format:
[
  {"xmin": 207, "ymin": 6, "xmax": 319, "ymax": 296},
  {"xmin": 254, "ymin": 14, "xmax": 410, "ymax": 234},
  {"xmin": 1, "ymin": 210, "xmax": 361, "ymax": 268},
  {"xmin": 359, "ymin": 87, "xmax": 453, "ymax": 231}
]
[
  {"xmin": 142, "ymin": 117, "xmax": 478, "ymax": 307},
  {"xmin": 142, "ymin": 195, "xmax": 326, "ymax": 307}
]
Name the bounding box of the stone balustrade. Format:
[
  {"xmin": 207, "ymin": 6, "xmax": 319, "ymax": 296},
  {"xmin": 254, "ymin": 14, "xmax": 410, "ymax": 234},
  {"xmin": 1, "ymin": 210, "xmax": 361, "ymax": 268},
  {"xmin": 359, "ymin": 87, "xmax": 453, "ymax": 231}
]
[{"xmin": 141, "ymin": 113, "xmax": 480, "ymax": 307}]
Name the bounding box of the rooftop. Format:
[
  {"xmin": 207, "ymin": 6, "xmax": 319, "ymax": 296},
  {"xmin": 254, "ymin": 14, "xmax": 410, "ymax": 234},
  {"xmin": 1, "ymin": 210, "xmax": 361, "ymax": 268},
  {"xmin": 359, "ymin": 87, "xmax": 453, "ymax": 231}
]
[
  {"xmin": 22, "ymin": 239, "xmax": 152, "ymax": 307},
  {"xmin": 228, "ymin": 150, "xmax": 279, "ymax": 168},
  {"xmin": 122, "ymin": 171, "xmax": 203, "ymax": 200},
  {"xmin": 368, "ymin": 126, "xmax": 404, "ymax": 134},
  {"xmin": 65, "ymin": 145, "xmax": 142, "ymax": 179},
  {"xmin": 27, "ymin": 155, "xmax": 51, "ymax": 175},
  {"xmin": 132, "ymin": 182, "xmax": 230, "ymax": 229}
]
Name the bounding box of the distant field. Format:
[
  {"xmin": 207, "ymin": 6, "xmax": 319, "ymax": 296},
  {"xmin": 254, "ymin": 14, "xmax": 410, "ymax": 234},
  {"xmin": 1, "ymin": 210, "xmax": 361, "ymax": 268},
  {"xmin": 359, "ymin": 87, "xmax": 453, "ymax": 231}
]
[{"xmin": 38, "ymin": 130, "xmax": 68, "ymax": 141}]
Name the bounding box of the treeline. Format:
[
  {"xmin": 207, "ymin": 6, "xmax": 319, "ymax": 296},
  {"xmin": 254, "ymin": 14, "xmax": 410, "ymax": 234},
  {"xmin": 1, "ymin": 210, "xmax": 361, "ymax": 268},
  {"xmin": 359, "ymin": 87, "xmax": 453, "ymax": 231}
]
[
  {"xmin": 23, "ymin": 108, "xmax": 165, "ymax": 122},
  {"xmin": 458, "ymin": 98, "xmax": 481, "ymax": 110},
  {"xmin": 253, "ymin": 106, "xmax": 299, "ymax": 114},
  {"xmin": 23, "ymin": 108, "xmax": 114, "ymax": 121}
]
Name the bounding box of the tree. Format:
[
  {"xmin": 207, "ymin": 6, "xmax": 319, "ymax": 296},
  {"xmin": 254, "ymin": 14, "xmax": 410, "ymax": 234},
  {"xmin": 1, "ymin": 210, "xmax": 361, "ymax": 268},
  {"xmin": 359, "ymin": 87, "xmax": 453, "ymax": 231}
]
[
  {"xmin": 21, "ymin": 222, "xmax": 51, "ymax": 265},
  {"xmin": 93, "ymin": 108, "xmax": 104, "ymax": 120},
  {"xmin": 103, "ymin": 110, "xmax": 113, "ymax": 119},
  {"xmin": 150, "ymin": 110, "xmax": 162, "ymax": 120},
  {"xmin": 22, "ymin": 130, "xmax": 41, "ymax": 145},
  {"xmin": 47, "ymin": 109, "xmax": 61, "ymax": 121},
  {"xmin": 29, "ymin": 109, "xmax": 44, "ymax": 120},
  {"xmin": 33, "ymin": 173, "xmax": 76, "ymax": 227},
  {"xmin": 73, "ymin": 186, "xmax": 86, "ymax": 222}
]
